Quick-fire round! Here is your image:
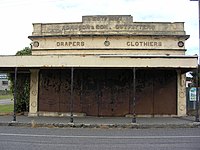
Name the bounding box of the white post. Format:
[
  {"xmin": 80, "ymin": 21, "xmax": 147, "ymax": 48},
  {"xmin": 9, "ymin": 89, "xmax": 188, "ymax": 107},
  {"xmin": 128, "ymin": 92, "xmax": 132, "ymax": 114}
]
[
  {"xmin": 177, "ymin": 71, "xmax": 187, "ymax": 116},
  {"xmin": 29, "ymin": 69, "xmax": 39, "ymax": 117}
]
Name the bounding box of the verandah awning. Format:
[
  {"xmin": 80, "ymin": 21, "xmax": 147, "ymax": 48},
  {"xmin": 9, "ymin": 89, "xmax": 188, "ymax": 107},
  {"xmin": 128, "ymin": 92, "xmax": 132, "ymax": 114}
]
[{"xmin": 0, "ymin": 54, "xmax": 197, "ymax": 72}]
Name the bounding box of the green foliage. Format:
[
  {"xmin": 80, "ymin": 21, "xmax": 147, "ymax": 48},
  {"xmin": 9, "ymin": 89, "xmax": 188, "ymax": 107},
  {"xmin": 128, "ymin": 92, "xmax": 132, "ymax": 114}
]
[
  {"xmin": 10, "ymin": 74, "xmax": 30, "ymax": 112},
  {"xmin": 189, "ymin": 65, "xmax": 200, "ymax": 87},
  {"xmin": 9, "ymin": 47, "xmax": 31, "ymax": 113},
  {"xmin": 0, "ymin": 93, "xmax": 13, "ymax": 100},
  {"xmin": 16, "ymin": 47, "xmax": 32, "ymax": 56}
]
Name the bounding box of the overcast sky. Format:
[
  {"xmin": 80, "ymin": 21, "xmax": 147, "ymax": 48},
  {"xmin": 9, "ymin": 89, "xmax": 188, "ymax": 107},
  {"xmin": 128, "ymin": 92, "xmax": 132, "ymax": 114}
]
[{"xmin": 0, "ymin": 0, "xmax": 199, "ymax": 55}]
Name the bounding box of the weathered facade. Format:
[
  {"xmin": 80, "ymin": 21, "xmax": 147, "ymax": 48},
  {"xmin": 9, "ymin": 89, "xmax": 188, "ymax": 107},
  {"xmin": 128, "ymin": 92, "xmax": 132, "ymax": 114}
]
[{"xmin": 0, "ymin": 15, "xmax": 198, "ymax": 117}]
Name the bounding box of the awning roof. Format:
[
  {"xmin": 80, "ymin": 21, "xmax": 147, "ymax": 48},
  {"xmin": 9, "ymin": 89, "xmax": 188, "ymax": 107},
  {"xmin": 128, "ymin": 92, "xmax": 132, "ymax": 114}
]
[{"xmin": 0, "ymin": 55, "xmax": 197, "ymax": 72}]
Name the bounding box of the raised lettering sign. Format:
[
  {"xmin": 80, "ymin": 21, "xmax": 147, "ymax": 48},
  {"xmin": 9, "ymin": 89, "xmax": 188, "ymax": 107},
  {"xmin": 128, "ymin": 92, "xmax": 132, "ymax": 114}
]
[
  {"xmin": 60, "ymin": 24, "xmax": 155, "ymax": 32},
  {"xmin": 57, "ymin": 41, "xmax": 85, "ymax": 47},
  {"xmin": 127, "ymin": 41, "xmax": 162, "ymax": 47},
  {"xmin": 83, "ymin": 16, "xmax": 124, "ymax": 22},
  {"xmin": 55, "ymin": 40, "xmax": 163, "ymax": 48}
]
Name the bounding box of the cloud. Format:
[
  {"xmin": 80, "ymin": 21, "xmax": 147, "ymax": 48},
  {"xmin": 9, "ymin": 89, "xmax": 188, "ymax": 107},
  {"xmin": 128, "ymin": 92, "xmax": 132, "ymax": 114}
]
[{"xmin": 0, "ymin": 0, "xmax": 198, "ymax": 55}]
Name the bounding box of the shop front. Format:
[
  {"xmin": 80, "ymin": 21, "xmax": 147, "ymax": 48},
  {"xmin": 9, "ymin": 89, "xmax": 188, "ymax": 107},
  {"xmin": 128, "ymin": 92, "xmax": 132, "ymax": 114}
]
[{"xmin": 0, "ymin": 15, "xmax": 197, "ymax": 117}]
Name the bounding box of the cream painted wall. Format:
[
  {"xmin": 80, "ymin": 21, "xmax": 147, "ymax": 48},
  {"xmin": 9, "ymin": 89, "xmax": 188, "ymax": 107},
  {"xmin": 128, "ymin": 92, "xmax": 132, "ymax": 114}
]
[
  {"xmin": 29, "ymin": 69, "xmax": 39, "ymax": 117},
  {"xmin": 177, "ymin": 71, "xmax": 187, "ymax": 116},
  {"xmin": 31, "ymin": 36, "xmax": 186, "ymax": 55}
]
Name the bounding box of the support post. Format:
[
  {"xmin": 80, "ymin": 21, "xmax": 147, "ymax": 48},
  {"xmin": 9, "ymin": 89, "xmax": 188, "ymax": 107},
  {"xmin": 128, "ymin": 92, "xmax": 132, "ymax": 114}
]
[
  {"xmin": 29, "ymin": 69, "xmax": 39, "ymax": 117},
  {"xmin": 70, "ymin": 67, "xmax": 74, "ymax": 123},
  {"xmin": 132, "ymin": 68, "xmax": 136, "ymax": 123},
  {"xmin": 195, "ymin": 68, "xmax": 199, "ymax": 122},
  {"xmin": 13, "ymin": 67, "xmax": 17, "ymax": 122},
  {"xmin": 177, "ymin": 70, "xmax": 187, "ymax": 116}
]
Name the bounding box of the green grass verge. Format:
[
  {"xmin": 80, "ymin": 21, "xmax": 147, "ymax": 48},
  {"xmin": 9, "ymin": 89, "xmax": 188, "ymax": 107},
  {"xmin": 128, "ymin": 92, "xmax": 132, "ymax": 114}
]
[
  {"xmin": 0, "ymin": 104, "xmax": 13, "ymax": 113},
  {"xmin": 0, "ymin": 94, "xmax": 13, "ymax": 100}
]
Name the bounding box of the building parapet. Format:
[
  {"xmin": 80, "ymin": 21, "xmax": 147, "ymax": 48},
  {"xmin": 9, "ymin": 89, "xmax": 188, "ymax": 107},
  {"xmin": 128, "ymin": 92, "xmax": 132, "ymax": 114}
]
[{"xmin": 30, "ymin": 15, "xmax": 186, "ymax": 37}]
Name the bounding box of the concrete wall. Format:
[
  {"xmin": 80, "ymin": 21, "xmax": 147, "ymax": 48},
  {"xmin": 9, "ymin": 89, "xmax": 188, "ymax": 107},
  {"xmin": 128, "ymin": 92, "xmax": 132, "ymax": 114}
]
[
  {"xmin": 29, "ymin": 15, "xmax": 188, "ymax": 56},
  {"xmin": 31, "ymin": 36, "xmax": 186, "ymax": 55}
]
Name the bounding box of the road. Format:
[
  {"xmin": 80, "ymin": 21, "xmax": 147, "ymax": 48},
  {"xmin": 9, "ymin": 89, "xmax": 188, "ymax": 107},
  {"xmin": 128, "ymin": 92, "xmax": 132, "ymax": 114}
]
[
  {"xmin": 0, "ymin": 99, "xmax": 13, "ymax": 105},
  {"xmin": 0, "ymin": 126, "xmax": 199, "ymax": 150}
]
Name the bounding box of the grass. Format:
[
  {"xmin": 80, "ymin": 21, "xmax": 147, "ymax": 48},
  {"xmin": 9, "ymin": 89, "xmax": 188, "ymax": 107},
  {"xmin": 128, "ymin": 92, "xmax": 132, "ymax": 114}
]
[
  {"xmin": 0, "ymin": 104, "xmax": 13, "ymax": 113},
  {"xmin": 0, "ymin": 90, "xmax": 13, "ymax": 100},
  {"xmin": 0, "ymin": 92, "xmax": 13, "ymax": 113},
  {"xmin": 0, "ymin": 94, "xmax": 13, "ymax": 100}
]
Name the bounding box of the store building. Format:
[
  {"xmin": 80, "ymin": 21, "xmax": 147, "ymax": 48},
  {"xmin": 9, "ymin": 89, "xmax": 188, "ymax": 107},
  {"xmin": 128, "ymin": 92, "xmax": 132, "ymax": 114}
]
[{"xmin": 0, "ymin": 15, "xmax": 198, "ymax": 117}]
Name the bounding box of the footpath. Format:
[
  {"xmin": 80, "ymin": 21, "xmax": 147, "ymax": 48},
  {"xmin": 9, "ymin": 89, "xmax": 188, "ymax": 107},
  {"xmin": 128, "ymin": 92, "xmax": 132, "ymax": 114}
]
[{"xmin": 0, "ymin": 115, "xmax": 200, "ymax": 129}]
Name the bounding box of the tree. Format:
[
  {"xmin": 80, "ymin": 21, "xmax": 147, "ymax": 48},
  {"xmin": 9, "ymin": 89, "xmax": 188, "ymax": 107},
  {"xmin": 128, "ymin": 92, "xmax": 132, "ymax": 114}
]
[
  {"xmin": 10, "ymin": 47, "xmax": 31, "ymax": 113},
  {"xmin": 190, "ymin": 65, "xmax": 200, "ymax": 87},
  {"xmin": 16, "ymin": 47, "xmax": 32, "ymax": 56}
]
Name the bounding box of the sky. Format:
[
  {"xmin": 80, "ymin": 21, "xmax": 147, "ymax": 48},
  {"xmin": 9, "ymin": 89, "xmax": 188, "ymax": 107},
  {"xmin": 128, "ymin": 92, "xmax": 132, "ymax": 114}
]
[{"xmin": 0, "ymin": 0, "xmax": 199, "ymax": 55}]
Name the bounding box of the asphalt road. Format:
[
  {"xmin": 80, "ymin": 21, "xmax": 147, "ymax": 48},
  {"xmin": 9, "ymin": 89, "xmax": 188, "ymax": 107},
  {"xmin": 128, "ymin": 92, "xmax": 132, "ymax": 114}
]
[{"xmin": 0, "ymin": 126, "xmax": 199, "ymax": 150}]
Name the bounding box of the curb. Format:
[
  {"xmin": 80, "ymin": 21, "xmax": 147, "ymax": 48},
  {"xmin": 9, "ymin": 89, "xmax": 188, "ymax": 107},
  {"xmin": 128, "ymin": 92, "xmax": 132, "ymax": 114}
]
[{"xmin": 0, "ymin": 122, "xmax": 200, "ymax": 129}]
